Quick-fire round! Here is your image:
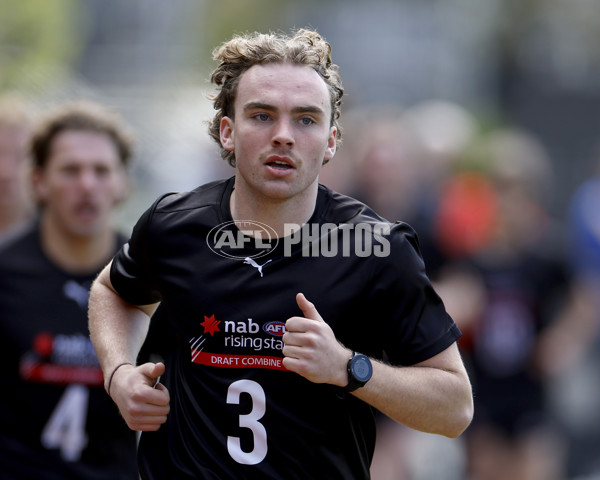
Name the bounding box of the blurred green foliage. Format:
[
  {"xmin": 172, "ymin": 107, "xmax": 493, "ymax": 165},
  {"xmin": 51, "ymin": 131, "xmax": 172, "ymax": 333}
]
[{"xmin": 0, "ymin": 0, "xmax": 84, "ymax": 92}]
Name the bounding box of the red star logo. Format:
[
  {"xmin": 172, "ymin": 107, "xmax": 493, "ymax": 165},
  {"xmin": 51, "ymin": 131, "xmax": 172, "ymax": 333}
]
[{"xmin": 201, "ymin": 314, "xmax": 221, "ymax": 336}]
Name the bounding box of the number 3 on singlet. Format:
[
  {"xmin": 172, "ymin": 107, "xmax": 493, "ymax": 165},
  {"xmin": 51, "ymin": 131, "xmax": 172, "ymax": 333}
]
[{"xmin": 226, "ymin": 379, "xmax": 268, "ymax": 465}]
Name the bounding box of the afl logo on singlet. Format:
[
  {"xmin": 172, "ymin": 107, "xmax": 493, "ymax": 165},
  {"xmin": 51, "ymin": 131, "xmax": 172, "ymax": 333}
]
[
  {"xmin": 207, "ymin": 220, "xmax": 278, "ymax": 259},
  {"xmin": 263, "ymin": 321, "xmax": 287, "ymax": 337}
]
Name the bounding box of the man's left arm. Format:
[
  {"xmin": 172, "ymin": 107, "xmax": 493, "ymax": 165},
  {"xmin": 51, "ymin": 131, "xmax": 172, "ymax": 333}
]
[
  {"xmin": 282, "ymin": 293, "xmax": 473, "ymax": 438},
  {"xmin": 353, "ymin": 343, "xmax": 473, "ymax": 437}
]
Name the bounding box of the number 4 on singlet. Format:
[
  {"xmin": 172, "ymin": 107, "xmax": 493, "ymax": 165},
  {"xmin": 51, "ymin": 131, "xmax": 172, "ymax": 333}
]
[
  {"xmin": 41, "ymin": 384, "xmax": 89, "ymax": 461},
  {"xmin": 226, "ymin": 379, "xmax": 268, "ymax": 465}
]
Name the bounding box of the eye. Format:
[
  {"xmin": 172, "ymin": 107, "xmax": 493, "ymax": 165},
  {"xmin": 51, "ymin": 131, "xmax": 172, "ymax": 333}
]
[
  {"xmin": 61, "ymin": 165, "xmax": 79, "ymax": 177},
  {"xmin": 300, "ymin": 117, "xmax": 315, "ymax": 126},
  {"xmin": 254, "ymin": 113, "xmax": 270, "ymax": 122},
  {"xmin": 95, "ymin": 165, "xmax": 111, "ymax": 177}
]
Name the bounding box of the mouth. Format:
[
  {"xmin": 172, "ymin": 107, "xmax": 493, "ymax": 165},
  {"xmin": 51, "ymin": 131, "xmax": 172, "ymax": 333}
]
[
  {"xmin": 267, "ymin": 161, "xmax": 293, "ymax": 170},
  {"xmin": 265, "ymin": 156, "xmax": 295, "ymax": 170},
  {"xmin": 73, "ymin": 203, "xmax": 99, "ymax": 220}
]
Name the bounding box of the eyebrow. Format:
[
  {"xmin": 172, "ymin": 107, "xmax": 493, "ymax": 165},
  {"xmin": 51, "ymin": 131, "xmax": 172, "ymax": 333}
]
[{"xmin": 243, "ymin": 102, "xmax": 326, "ymax": 117}]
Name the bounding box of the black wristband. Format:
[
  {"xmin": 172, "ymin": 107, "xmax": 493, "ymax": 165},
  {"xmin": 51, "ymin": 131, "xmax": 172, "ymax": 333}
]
[{"xmin": 106, "ymin": 362, "xmax": 132, "ymax": 396}]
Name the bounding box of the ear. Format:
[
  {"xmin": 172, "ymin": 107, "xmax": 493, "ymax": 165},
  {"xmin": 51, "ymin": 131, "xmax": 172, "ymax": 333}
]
[
  {"xmin": 30, "ymin": 167, "xmax": 48, "ymax": 205},
  {"xmin": 220, "ymin": 116, "xmax": 235, "ymax": 152},
  {"xmin": 323, "ymin": 126, "xmax": 337, "ymax": 163}
]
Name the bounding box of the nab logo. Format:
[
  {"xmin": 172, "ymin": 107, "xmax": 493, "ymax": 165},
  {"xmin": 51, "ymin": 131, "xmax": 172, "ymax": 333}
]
[{"xmin": 263, "ymin": 321, "xmax": 287, "ymax": 337}]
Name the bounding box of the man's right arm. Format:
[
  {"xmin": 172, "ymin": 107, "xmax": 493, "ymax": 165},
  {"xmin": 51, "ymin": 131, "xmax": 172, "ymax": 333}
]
[{"xmin": 88, "ymin": 261, "xmax": 170, "ymax": 431}]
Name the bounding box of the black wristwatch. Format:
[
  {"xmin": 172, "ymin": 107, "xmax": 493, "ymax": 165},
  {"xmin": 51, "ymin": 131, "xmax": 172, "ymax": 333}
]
[{"xmin": 345, "ymin": 351, "xmax": 372, "ymax": 392}]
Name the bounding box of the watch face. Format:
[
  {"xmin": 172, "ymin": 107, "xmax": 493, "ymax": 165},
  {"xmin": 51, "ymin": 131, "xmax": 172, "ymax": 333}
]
[{"xmin": 353, "ymin": 355, "xmax": 372, "ymax": 382}]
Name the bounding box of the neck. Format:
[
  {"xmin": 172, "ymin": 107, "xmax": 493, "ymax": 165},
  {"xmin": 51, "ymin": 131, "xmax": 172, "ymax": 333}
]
[
  {"xmin": 230, "ymin": 182, "xmax": 318, "ymax": 237},
  {"xmin": 40, "ymin": 213, "xmax": 116, "ymax": 274}
]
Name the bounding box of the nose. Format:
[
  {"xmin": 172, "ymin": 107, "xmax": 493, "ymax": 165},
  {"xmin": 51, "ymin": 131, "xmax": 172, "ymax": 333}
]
[
  {"xmin": 271, "ymin": 120, "xmax": 294, "ymax": 148},
  {"xmin": 78, "ymin": 168, "xmax": 99, "ymax": 190}
]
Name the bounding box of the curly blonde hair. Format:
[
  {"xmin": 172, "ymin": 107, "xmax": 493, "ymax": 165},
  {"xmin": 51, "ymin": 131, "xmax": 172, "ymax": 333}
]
[{"xmin": 208, "ymin": 28, "xmax": 344, "ymax": 167}]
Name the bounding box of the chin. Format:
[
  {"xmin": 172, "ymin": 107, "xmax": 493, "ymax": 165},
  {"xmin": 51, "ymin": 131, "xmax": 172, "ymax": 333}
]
[
  {"xmin": 262, "ymin": 187, "xmax": 301, "ymax": 202},
  {"xmin": 253, "ymin": 180, "xmax": 293, "ymax": 197},
  {"xmin": 67, "ymin": 221, "xmax": 106, "ymax": 239}
]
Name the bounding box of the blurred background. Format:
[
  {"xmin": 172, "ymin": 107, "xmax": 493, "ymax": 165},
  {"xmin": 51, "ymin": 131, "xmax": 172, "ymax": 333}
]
[{"xmin": 2, "ymin": 0, "xmax": 600, "ymax": 479}]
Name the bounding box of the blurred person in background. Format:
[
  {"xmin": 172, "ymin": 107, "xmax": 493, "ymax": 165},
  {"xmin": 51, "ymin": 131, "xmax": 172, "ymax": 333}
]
[
  {"xmin": 0, "ymin": 101, "xmax": 139, "ymax": 479},
  {"xmin": 402, "ymin": 100, "xmax": 480, "ymax": 279},
  {"xmin": 539, "ymin": 147, "xmax": 600, "ymax": 479},
  {"xmin": 0, "ymin": 94, "xmax": 35, "ymax": 244},
  {"xmin": 434, "ymin": 127, "xmax": 571, "ymax": 480},
  {"xmin": 349, "ymin": 106, "xmax": 425, "ymax": 225}
]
